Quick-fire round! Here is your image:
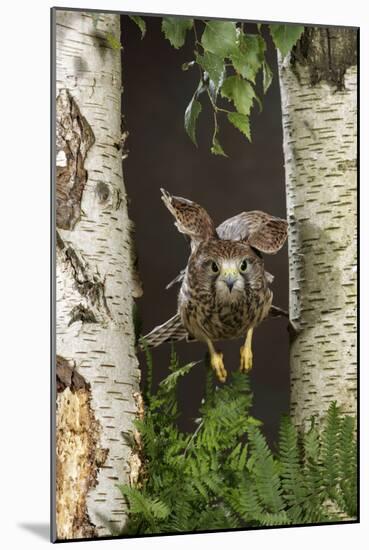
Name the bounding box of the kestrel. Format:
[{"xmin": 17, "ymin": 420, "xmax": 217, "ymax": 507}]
[{"xmin": 141, "ymin": 189, "xmax": 288, "ymax": 382}]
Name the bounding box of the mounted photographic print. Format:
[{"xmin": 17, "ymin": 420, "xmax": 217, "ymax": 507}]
[{"xmin": 51, "ymin": 7, "xmax": 358, "ymax": 542}]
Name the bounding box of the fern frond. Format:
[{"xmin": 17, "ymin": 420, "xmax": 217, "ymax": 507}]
[
  {"xmin": 160, "ymin": 361, "xmax": 198, "ymax": 391},
  {"xmin": 118, "ymin": 485, "xmax": 170, "ymax": 530},
  {"xmin": 337, "ymin": 415, "xmax": 357, "ymax": 517},
  {"xmin": 278, "ymin": 416, "xmax": 307, "ymax": 521},
  {"xmin": 320, "ymin": 402, "xmax": 341, "ymax": 497},
  {"xmin": 118, "ymin": 347, "xmax": 357, "ymax": 535},
  {"xmin": 247, "ymin": 424, "xmax": 284, "ymax": 513}
]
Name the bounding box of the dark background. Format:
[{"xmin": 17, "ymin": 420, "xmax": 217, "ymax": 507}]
[{"xmin": 121, "ymin": 15, "xmax": 289, "ymax": 445}]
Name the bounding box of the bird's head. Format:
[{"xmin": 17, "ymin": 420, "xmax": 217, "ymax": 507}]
[
  {"xmin": 214, "ymin": 258, "xmax": 247, "ymax": 294},
  {"xmin": 189, "ymin": 239, "xmax": 266, "ymax": 303}
]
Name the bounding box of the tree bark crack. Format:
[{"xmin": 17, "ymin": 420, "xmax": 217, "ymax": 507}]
[{"xmin": 63, "ymin": 242, "xmax": 112, "ymax": 321}]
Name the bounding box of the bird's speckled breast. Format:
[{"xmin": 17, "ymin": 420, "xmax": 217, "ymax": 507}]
[{"xmin": 179, "ymin": 283, "xmax": 273, "ymax": 342}]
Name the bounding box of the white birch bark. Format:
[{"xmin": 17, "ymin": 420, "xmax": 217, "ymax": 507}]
[
  {"xmin": 54, "ymin": 10, "xmax": 141, "ymax": 540},
  {"xmin": 278, "ymin": 28, "xmax": 357, "ymax": 428}
]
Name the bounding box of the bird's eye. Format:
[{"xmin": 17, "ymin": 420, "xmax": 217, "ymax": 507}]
[
  {"xmin": 211, "ymin": 261, "xmax": 219, "ymax": 274},
  {"xmin": 240, "ymin": 259, "xmax": 248, "ymax": 272}
]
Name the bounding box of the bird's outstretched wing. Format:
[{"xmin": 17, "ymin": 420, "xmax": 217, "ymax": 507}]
[
  {"xmin": 140, "ymin": 313, "xmax": 189, "ymax": 349},
  {"xmin": 160, "ymin": 188, "xmax": 216, "ymax": 250},
  {"xmin": 216, "ymin": 210, "xmax": 288, "ymax": 254}
]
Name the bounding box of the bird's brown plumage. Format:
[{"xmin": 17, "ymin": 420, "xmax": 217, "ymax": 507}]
[
  {"xmin": 141, "ymin": 189, "xmax": 288, "ymax": 382},
  {"xmin": 216, "ymin": 210, "xmax": 288, "ymax": 254},
  {"xmin": 178, "ymin": 239, "xmax": 272, "ymax": 342}
]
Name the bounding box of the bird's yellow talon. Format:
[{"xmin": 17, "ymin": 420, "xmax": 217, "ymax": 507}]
[
  {"xmin": 210, "ymin": 351, "xmax": 227, "ymax": 383},
  {"xmin": 240, "ymin": 344, "xmax": 253, "ymax": 372},
  {"xmin": 240, "ymin": 328, "xmax": 254, "ymax": 372}
]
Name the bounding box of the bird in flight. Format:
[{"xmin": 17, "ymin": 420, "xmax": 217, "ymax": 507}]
[{"xmin": 141, "ymin": 188, "xmax": 288, "ymax": 382}]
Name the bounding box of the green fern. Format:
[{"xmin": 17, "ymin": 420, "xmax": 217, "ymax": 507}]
[
  {"xmin": 338, "ymin": 415, "xmax": 357, "ymax": 516},
  {"xmin": 278, "ymin": 416, "xmax": 307, "ymax": 522},
  {"xmin": 321, "ymin": 402, "xmax": 341, "ymax": 497},
  {"xmin": 247, "ymin": 424, "xmax": 285, "ymax": 514},
  {"xmin": 117, "ymin": 349, "xmax": 357, "ymax": 535}
]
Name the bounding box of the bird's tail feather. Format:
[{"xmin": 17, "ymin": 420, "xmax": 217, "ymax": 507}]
[{"xmin": 140, "ymin": 313, "xmax": 188, "ymax": 349}]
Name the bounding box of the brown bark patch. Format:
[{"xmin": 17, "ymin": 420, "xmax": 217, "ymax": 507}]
[
  {"xmin": 56, "ymin": 355, "xmax": 88, "ymax": 392},
  {"xmin": 56, "ymin": 89, "xmax": 95, "ymax": 230},
  {"xmin": 95, "ymin": 181, "xmax": 110, "ymax": 204},
  {"xmin": 292, "ymin": 27, "xmax": 357, "ymax": 89},
  {"xmin": 56, "ymin": 355, "xmax": 109, "ymax": 540}
]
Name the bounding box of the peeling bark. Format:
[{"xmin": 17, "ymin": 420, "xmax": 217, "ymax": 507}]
[
  {"xmin": 278, "ymin": 27, "xmax": 357, "ymax": 428},
  {"xmin": 54, "ymin": 10, "xmax": 142, "ymax": 540},
  {"xmin": 56, "ymin": 354, "xmax": 88, "ymax": 392},
  {"xmin": 56, "ymin": 90, "xmax": 95, "ymax": 230},
  {"xmin": 56, "ymin": 355, "xmax": 108, "ymax": 539}
]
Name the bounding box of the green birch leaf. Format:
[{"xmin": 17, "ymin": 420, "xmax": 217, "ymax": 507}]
[
  {"xmin": 227, "ymin": 112, "xmax": 251, "ymax": 141},
  {"xmin": 201, "ymin": 20, "xmax": 238, "ymax": 57},
  {"xmin": 230, "ymin": 34, "xmax": 266, "ymax": 83},
  {"xmin": 221, "ymin": 76, "xmax": 255, "ymax": 115},
  {"xmin": 211, "ymin": 135, "xmax": 227, "ymax": 157},
  {"xmin": 129, "ymin": 15, "xmax": 147, "ymax": 38},
  {"xmin": 263, "ymin": 61, "xmax": 273, "ymax": 94},
  {"xmin": 269, "ymin": 24, "xmax": 304, "ymax": 57},
  {"xmin": 196, "ymin": 51, "xmax": 225, "ymax": 90},
  {"xmin": 162, "ymin": 16, "xmax": 193, "ymax": 49},
  {"xmin": 185, "ymin": 97, "xmax": 202, "ymax": 145}
]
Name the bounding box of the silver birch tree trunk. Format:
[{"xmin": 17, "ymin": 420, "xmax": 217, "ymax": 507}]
[
  {"xmin": 278, "ymin": 28, "xmax": 357, "ymax": 428},
  {"xmin": 53, "ymin": 10, "xmax": 142, "ymax": 540}
]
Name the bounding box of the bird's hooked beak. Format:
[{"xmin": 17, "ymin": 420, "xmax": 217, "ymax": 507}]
[{"xmin": 221, "ymin": 267, "xmax": 238, "ymax": 292}]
